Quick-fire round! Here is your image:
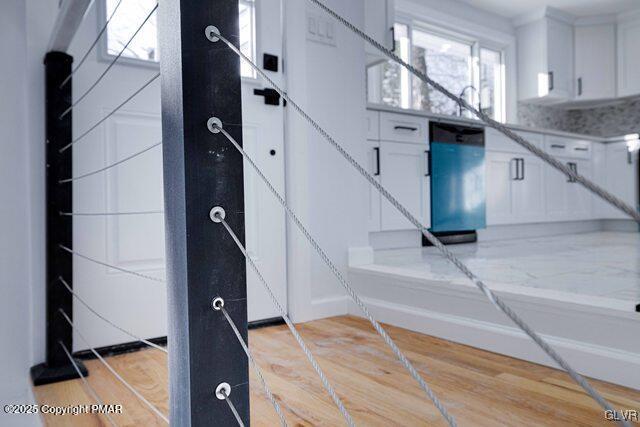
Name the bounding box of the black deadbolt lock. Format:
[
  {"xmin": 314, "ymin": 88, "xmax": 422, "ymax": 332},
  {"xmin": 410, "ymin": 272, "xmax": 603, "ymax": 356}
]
[{"xmin": 263, "ymin": 53, "xmax": 278, "ymax": 72}]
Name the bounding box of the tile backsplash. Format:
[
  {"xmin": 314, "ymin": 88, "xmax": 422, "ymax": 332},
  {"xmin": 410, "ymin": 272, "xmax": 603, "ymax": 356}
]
[{"xmin": 518, "ymin": 95, "xmax": 640, "ymax": 137}]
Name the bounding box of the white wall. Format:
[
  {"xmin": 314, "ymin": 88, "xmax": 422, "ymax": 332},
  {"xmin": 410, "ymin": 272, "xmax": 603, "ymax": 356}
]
[
  {"xmin": 0, "ymin": 0, "xmax": 32, "ymax": 405},
  {"xmin": 25, "ymin": 0, "xmax": 59, "ymax": 378},
  {"xmin": 285, "ymin": 0, "xmax": 370, "ymax": 322}
]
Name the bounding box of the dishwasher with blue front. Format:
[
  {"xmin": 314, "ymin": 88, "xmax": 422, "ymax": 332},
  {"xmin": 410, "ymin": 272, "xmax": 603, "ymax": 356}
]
[{"xmin": 428, "ymin": 122, "xmax": 486, "ymax": 244}]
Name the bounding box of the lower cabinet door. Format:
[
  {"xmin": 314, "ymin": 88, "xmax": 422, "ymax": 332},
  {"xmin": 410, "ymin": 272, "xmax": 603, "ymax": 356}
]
[
  {"xmin": 486, "ymin": 151, "xmax": 516, "ymax": 225},
  {"xmin": 379, "ymin": 141, "xmax": 431, "ymax": 230},
  {"xmin": 545, "ymin": 160, "xmax": 570, "ymax": 221},
  {"xmin": 603, "ymin": 141, "xmax": 638, "ymax": 219},
  {"xmin": 513, "ymin": 154, "xmax": 546, "ymax": 223},
  {"xmin": 567, "ymin": 159, "xmax": 593, "ymax": 220}
]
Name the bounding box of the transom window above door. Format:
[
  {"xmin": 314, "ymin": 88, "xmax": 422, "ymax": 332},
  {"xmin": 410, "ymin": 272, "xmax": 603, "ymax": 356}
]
[
  {"xmin": 367, "ymin": 21, "xmax": 506, "ymax": 122},
  {"xmin": 101, "ymin": 0, "xmax": 256, "ymax": 78}
]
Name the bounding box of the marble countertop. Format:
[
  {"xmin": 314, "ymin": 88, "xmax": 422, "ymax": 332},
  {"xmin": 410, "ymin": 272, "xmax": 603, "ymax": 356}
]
[{"xmin": 367, "ymin": 103, "xmax": 627, "ymax": 143}]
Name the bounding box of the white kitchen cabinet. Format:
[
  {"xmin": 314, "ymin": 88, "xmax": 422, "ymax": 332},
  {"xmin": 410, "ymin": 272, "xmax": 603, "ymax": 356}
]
[
  {"xmin": 591, "ymin": 142, "xmax": 608, "ymax": 218},
  {"xmin": 366, "ymin": 140, "xmax": 381, "ymax": 232},
  {"xmin": 513, "ymin": 154, "xmax": 547, "ymax": 223},
  {"xmin": 486, "ymin": 151, "xmax": 545, "ymax": 225},
  {"xmin": 486, "ymin": 151, "xmax": 516, "ymax": 224},
  {"xmin": 546, "ymin": 157, "xmax": 593, "ymax": 221},
  {"xmin": 602, "ymin": 141, "xmax": 638, "ymax": 219},
  {"xmin": 545, "ymin": 162, "xmax": 569, "ymax": 221},
  {"xmin": 366, "ymin": 110, "xmax": 380, "ymax": 140},
  {"xmin": 379, "ymin": 141, "xmax": 430, "ymax": 230},
  {"xmin": 567, "ymin": 159, "xmax": 593, "ymax": 220},
  {"xmin": 517, "ymin": 14, "xmax": 574, "ymax": 102},
  {"xmin": 617, "ymin": 14, "xmax": 640, "ymax": 97},
  {"xmin": 364, "ymin": 0, "xmax": 395, "ymax": 66},
  {"xmin": 574, "ymin": 24, "xmax": 616, "ymax": 101}
]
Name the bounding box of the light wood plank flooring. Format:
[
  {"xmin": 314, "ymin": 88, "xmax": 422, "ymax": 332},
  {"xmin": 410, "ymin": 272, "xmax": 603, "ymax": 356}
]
[{"xmin": 33, "ymin": 316, "xmax": 640, "ymax": 426}]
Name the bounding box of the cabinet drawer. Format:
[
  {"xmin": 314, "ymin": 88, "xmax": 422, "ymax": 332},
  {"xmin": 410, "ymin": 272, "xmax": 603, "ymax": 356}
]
[
  {"xmin": 544, "ymin": 135, "xmax": 571, "ymax": 157},
  {"xmin": 545, "ymin": 136, "xmax": 591, "ymax": 159},
  {"xmin": 380, "ymin": 112, "xmax": 428, "ymax": 143},
  {"xmin": 366, "ymin": 110, "xmax": 380, "ymax": 140},
  {"xmin": 486, "ymin": 128, "xmax": 543, "ymax": 154},
  {"xmin": 567, "ymin": 140, "xmax": 591, "ymax": 159}
]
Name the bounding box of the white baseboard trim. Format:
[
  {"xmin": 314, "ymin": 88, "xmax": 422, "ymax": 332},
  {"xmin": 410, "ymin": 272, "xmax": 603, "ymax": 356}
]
[
  {"xmin": 348, "ymin": 296, "xmax": 640, "ymax": 390},
  {"xmin": 310, "ymin": 294, "xmax": 349, "ymax": 321}
]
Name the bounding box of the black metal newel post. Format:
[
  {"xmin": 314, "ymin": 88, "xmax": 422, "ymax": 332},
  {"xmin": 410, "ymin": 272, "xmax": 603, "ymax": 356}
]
[
  {"xmin": 31, "ymin": 51, "xmax": 87, "ymax": 386},
  {"xmin": 159, "ymin": 0, "xmax": 249, "ymax": 425}
]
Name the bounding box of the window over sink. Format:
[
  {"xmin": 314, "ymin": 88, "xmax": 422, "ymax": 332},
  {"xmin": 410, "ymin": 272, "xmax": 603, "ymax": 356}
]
[{"xmin": 367, "ymin": 21, "xmax": 506, "ymax": 122}]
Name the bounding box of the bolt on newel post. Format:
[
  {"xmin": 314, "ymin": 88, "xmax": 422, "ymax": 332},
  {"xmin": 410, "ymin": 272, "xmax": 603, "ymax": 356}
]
[
  {"xmin": 158, "ymin": 0, "xmax": 249, "ymax": 425},
  {"xmin": 30, "ymin": 51, "xmax": 88, "ymax": 386}
]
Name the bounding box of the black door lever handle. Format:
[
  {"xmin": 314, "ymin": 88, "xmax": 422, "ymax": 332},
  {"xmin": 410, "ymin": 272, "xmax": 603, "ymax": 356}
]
[{"xmin": 254, "ymin": 88, "xmax": 281, "ymax": 106}]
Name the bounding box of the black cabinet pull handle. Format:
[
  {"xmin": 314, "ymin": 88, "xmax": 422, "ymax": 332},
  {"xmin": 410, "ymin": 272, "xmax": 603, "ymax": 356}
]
[
  {"xmin": 577, "ymin": 77, "xmax": 583, "ymax": 96},
  {"xmin": 574, "ymin": 147, "xmax": 588, "ymax": 151},
  {"xmin": 374, "ymin": 147, "xmax": 380, "ymax": 176},
  {"xmin": 548, "ymin": 71, "xmax": 554, "ymax": 91},
  {"xmin": 511, "ymin": 158, "xmax": 518, "ymax": 181},
  {"xmin": 394, "ymin": 125, "xmax": 418, "ymax": 131},
  {"xmin": 390, "ymin": 26, "xmax": 396, "ymax": 52},
  {"xmin": 567, "ymin": 162, "xmax": 577, "ymax": 182},
  {"xmin": 519, "ymin": 158, "xmax": 525, "ymax": 181},
  {"xmin": 550, "ymin": 144, "xmax": 565, "ymax": 149}
]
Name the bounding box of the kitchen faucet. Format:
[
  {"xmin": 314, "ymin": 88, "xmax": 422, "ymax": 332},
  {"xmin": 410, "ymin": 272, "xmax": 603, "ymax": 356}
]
[{"xmin": 457, "ymin": 85, "xmax": 481, "ymax": 117}]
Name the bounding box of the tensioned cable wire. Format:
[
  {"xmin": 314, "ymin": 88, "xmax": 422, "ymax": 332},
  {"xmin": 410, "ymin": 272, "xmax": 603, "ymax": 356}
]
[
  {"xmin": 59, "ymin": 244, "xmax": 165, "ymax": 283},
  {"xmin": 59, "ymin": 141, "xmax": 161, "ymax": 184},
  {"xmin": 59, "ymin": 3, "xmax": 159, "ymax": 120},
  {"xmin": 59, "ymin": 0, "xmax": 125, "ymax": 89},
  {"xmin": 215, "ymin": 215, "xmax": 355, "ymax": 427},
  {"xmin": 60, "ymin": 210, "xmax": 164, "ymax": 216},
  {"xmin": 59, "ymin": 72, "xmax": 160, "ymax": 153},
  {"xmin": 59, "ymin": 341, "xmax": 118, "ymax": 427},
  {"xmin": 59, "ymin": 310, "xmax": 169, "ymax": 424},
  {"xmin": 219, "ymin": 388, "xmax": 245, "ymax": 427},
  {"xmin": 307, "ymin": 0, "xmax": 640, "ymax": 225},
  {"xmin": 218, "ymin": 305, "xmax": 288, "ymax": 427},
  {"xmin": 214, "ymin": 31, "xmax": 624, "ymax": 425},
  {"xmin": 58, "ymin": 276, "xmax": 167, "ymax": 353},
  {"xmin": 214, "ymin": 125, "xmax": 455, "ymax": 426}
]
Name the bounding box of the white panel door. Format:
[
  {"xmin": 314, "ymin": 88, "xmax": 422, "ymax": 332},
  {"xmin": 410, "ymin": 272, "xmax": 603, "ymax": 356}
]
[
  {"xmin": 379, "ymin": 141, "xmax": 430, "ymax": 231},
  {"xmin": 73, "ymin": 0, "xmax": 285, "ymax": 351},
  {"xmin": 486, "ymin": 151, "xmax": 516, "ymax": 225},
  {"xmin": 240, "ymin": 0, "xmax": 286, "ymax": 322},
  {"xmin": 514, "ymin": 154, "xmax": 546, "ymax": 223}
]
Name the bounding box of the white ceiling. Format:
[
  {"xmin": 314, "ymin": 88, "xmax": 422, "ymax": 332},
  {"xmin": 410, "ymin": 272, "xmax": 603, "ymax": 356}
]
[{"xmin": 458, "ymin": 0, "xmax": 640, "ymax": 19}]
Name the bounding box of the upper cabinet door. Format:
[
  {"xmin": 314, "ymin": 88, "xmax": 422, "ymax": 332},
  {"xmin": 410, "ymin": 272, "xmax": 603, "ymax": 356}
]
[
  {"xmin": 574, "ymin": 24, "xmax": 616, "ymax": 101},
  {"xmin": 517, "ymin": 15, "xmax": 574, "ymax": 102},
  {"xmin": 618, "ymin": 16, "xmax": 640, "ymax": 97},
  {"xmin": 546, "ymin": 18, "xmax": 574, "ymax": 100},
  {"xmin": 364, "ymin": 0, "xmax": 395, "ymax": 66}
]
